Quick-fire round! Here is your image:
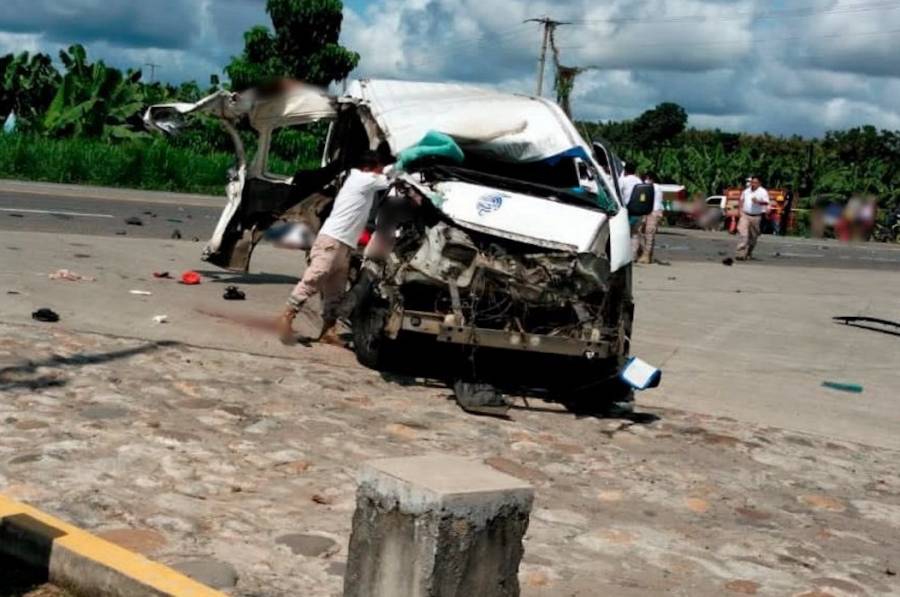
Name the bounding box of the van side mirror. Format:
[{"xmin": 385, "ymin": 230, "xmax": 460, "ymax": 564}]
[{"xmin": 627, "ymin": 183, "xmax": 655, "ymax": 216}]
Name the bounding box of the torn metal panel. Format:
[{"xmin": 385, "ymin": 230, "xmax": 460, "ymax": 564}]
[{"xmin": 143, "ymin": 85, "xmax": 337, "ymax": 136}]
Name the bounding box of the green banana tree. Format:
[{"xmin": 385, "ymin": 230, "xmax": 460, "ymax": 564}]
[
  {"xmin": 0, "ymin": 52, "xmax": 60, "ymax": 128},
  {"xmin": 43, "ymin": 45, "xmax": 146, "ymax": 140}
]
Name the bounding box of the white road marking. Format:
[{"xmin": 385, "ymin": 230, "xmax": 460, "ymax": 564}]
[{"xmin": 0, "ymin": 207, "xmax": 114, "ymax": 219}]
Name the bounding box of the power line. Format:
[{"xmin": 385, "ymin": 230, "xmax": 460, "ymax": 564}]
[
  {"xmin": 557, "ymin": 25, "xmax": 900, "ymax": 52},
  {"xmin": 570, "ymin": 0, "xmax": 900, "ymax": 26}
]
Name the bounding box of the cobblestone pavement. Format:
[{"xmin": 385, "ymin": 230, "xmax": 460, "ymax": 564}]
[{"xmin": 1, "ymin": 322, "xmax": 899, "ymax": 597}]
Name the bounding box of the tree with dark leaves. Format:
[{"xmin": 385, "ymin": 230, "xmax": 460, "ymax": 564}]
[{"xmin": 226, "ymin": 0, "xmax": 359, "ymax": 91}]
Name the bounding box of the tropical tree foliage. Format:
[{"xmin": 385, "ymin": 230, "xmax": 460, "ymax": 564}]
[
  {"xmin": 43, "ymin": 45, "xmax": 146, "ymax": 139},
  {"xmin": 0, "ymin": 52, "xmax": 59, "ymax": 128},
  {"xmin": 226, "ymin": 0, "xmax": 359, "ymax": 90},
  {"xmin": 581, "ymin": 108, "xmax": 900, "ymax": 211},
  {"xmin": 0, "ymin": 2, "xmax": 895, "ymax": 213}
]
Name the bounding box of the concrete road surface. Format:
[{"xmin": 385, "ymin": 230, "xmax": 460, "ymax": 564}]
[
  {"xmin": 2, "ymin": 181, "xmax": 900, "ymax": 596},
  {"xmin": 1, "ymin": 224, "xmax": 898, "ymax": 450},
  {"xmin": 2, "ymin": 224, "xmax": 899, "ymax": 596},
  {"xmin": 2, "ymin": 179, "xmax": 900, "ymax": 270}
]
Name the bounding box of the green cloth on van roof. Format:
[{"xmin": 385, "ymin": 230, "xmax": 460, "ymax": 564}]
[{"xmin": 396, "ymin": 130, "xmax": 465, "ymax": 171}]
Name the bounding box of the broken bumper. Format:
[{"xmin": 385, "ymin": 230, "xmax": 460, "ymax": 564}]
[{"xmin": 399, "ymin": 311, "xmax": 615, "ymax": 359}]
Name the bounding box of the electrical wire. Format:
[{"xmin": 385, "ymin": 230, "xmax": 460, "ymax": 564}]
[
  {"xmin": 569, "ymin": 0, "xmax": 900, "ymax": 26},
  {"xmin": 556, "ymin": 25, "xmax": 900, "ymax": 52}
]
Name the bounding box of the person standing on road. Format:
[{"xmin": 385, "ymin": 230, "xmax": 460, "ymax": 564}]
[
  {"xmin": 619, "ymin": 164, "xmax": 644, "ymax": 259},
  {"xmin": 619, "ymin": 163, "xmax": 642, "ymax": 209},
  {"xmin": 277, "ymin": 151, "xmax": 392, "ymax": 345},
  {"xmin": 634, "ymin": 172, "xmax": 664, "ymax": 264},
  {"xmin": 780, "ymin": 185, "xmax": 794, "ymax": 237},
  {"xmin": 735, "ymin": 176, "xmax": 770, "ymax": 261}
]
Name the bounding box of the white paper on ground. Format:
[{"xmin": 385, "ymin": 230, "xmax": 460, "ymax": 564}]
[{"xmin": 620, "ymin": 357, "xmax": 662, "ymax": 391}]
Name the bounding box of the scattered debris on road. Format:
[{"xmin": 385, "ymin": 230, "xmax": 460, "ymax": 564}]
[
  {"xmin": 722, "ymin": 258, "xmax": 734, "ymax": 266},
  {"xmin": 48, "ymin": 269, "xmax": 95, "ymax": 282},
  {"xmin": 152, "ymin": 315, "xmax": 169, "ymax": 324},
  {"xmin": 453, "ymin": 381, "xmax": 512, "ymax": 417},
  {"xmin": 822, "ymin": 381, "xmax": 864, "ymax": 394},
  {"xmin": 153, "ymin": 271, "xmax": 172, "ymax": 279},
  {"xmin": 171, "ymin": 229, "xmax": 183, "ymax": 240},
  {"xmin": 223, "ymin": 286, "xmax": 246, "ymax": 301},
  {"xmin": 181, "ymin": 271, "xmax": 201, "ymax": 285},
  {"xmin": 31, "ymin": 308, "xmax": 60, "ymax": 322},
  {"xmin": 833, "ymin": 315, "xmax": 900, "ymax": 337},
  {"xmin": 124, "ymin": 217, "xmax": 143, "ymax": 226},
  {"xmin": 129, "ymin": 290, "xmax": 152, "ymax": 296}
]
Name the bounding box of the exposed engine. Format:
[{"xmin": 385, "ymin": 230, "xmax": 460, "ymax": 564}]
[{"xmin": 382, "ymin": 217, "xmax": 614, "ymax": 343}]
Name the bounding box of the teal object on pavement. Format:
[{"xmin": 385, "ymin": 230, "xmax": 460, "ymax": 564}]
[
  {"xmin": 822, "ymin": 381, "xmax": 864, "ymax": 394},
  {"xmin": 396, "ymin": 131, "xmax": 464, "ymax": 171}
]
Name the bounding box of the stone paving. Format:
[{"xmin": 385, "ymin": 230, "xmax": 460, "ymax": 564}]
[{"xmin": 1, "ymin": 322, "xmax": 899, "ymax": 596}]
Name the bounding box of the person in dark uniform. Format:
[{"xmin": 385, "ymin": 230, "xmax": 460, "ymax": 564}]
[{"xmin": 780, "ymin": 185, "xmax": 794, "ymax": 237}]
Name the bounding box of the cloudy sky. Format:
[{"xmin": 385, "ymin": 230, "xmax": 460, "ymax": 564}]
[{"xmin": 2, "ymin": 0, "xmax": 899, "ymax": 136}]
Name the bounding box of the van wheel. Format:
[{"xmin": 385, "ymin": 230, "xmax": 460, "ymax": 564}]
[{"xmin": 351, "ymin": 298, "xmax": 390, "ymax": 370}]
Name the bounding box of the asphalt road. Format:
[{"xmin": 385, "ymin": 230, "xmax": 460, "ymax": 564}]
[
  {"xmin": 0, "ymin": 190, "xmax": 221, "ymax": 241},
  {"xmin": 1, "ymin": 180, "xmax": 899, "ymax": 271},
  {"xmin": 653, "ymin": 228, "xmax": 900, "ymax": 271}
]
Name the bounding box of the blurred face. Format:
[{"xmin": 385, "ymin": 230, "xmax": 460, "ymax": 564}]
[{"xmin": 751, "ymin": 178, "xmax": 761, "ymax": 190}]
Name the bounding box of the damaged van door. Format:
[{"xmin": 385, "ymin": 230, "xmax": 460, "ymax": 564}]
[{"xmin": 144, "ymin": 83, "xmax": 340, "ymax": 271}]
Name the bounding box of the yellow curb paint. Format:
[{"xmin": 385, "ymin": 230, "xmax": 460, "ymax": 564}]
[{"xmin": 0, "ymin": 494, "xmax": 226, "ymax": 597}]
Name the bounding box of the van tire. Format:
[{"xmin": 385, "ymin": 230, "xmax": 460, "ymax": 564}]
[{"xmin": 352, "ymin": 303, "xmax": 390, "ymax": 370}]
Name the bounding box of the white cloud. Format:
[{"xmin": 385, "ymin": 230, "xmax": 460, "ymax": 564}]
[
  {"xmin": 0, "ymin": 32, "xmax": 42, "ymax": 55},
  {"xmin": 1, "ymin": 0, "xmax": 899, "ymax": 136}
]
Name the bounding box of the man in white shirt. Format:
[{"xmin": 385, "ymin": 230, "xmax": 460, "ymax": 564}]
[
  {"xmin": 618, "ymin": 164, "xmax": 643, "ymax": 208},
  {"xmin": 634, "ymin": 173, "xmax": 665, "ymax": 264},
  {"xmin": 619, "ymin": 164, "xmax": 644, "ymax": 261},
  {"xmin": 736, "ymin": 176, "xmax": 770, "ymax": 260},
  {"xmin": 277, "ymin": 152, "xmax": 392, "ymax": 344}
]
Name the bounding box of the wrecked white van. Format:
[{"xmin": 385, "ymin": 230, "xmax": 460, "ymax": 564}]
[{"xmin": 145, "ymin": 80, "xmax": 649, "ymax": 412}]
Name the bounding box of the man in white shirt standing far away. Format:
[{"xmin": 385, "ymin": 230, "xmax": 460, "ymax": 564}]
[
  {"xmin": 277, "ymin": 151, "xmax": 392, "ymax": 345},
  {"xmin": 736, "ymin": 176, "xmax": 770, "ymax": 261}
]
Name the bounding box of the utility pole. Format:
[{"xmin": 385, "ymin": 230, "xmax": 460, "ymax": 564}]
[
  {"xmin": 144, "ymin": 63, "xmax": 161, "ymax": 83},
  {"xmin": 525, "ymin": 17, "xmax": 570, "ymax": 96}
]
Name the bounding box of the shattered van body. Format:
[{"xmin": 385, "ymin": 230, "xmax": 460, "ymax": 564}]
[{"xmin": 145, "ymin": 80, "xmax": 636, "ymax": 403}]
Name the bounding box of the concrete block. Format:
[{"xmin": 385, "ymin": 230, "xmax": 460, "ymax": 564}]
[{"xmin": 344, "ymin": 455, "xmax": 534, "ymax": 597}]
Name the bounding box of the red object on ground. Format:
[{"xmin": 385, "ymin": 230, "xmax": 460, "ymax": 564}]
[{"xmin": 181, "ymin": 271, "xmax": 202, "ymax": 285}]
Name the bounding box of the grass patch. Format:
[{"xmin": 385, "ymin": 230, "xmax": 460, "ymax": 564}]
[
  {"xmin": 0, "ymin": 135, "xmax": 234, "ymax": 195},
  {"xmin": 0, "ymin": 134, "xmax": 323, "ymax": 195}
]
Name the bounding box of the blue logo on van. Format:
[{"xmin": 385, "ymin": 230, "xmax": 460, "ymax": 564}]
[{"xmin": 477, "ymin": 193, "xmax": 505, "ymax": 216}]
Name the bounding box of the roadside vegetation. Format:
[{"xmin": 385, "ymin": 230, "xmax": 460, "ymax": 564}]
[
  {"xmin": 0, "ymin": 0, "xmax": 897, "ymax": 217},
  {"xmin": 580, "ymin": 103, "xmax": 900, "ymax": 213}
]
